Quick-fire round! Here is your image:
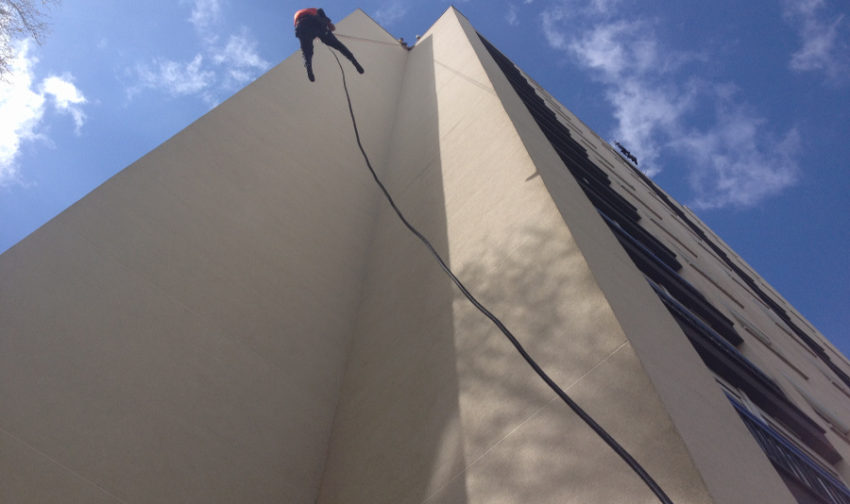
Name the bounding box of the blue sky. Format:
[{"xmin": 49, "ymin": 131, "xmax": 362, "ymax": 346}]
[{"xmin": 1, "ymin": 0, "xmax": 848, "ymax": 355}]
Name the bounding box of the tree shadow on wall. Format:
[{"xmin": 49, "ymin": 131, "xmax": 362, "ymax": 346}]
[{"xmin": 441, "ymin": 225, "xmax": 680, "ymax": 504}]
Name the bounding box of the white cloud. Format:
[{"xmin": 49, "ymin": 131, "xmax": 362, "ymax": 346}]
[
  {"xmin": 131, "ymin": 54, "xmax": 215, "ymax": 99},
  {"xmin": 607, "ymin": 79, "xmax": 696, "ymax": 175},
  {"xmin": 128, "ymin": 28, "xmax": 269, "ymax": 102},
  {"xmin": 541, "ymin": 10, "xmax": 569, "ymax": 50},
  {"xmin": 188, "ymin": 0, "xmax": 223, "ymax": 31},
  {"xmin": 213, "ymin": 30, "xmax": 270, "ymax": 87},
  {"xmin": 790, "ymin": 18, "xmax": 842, "ymax": 72},
  {"xmin": 539, "ymin": 5, "xmax": 801, "ymax": 209},
  {"xmin": 785, "ymin": 0, "xmax": 825, "ymax": 16},
  {"xmin": 560, "ymin": 17, "xmax": 695, "ymax": 175},
  {"xmin": 0, "ymin": 42, "xmax": 44, "ymax": 186},
  {"xmin": 127, "ymin": 1, "xmax": 269, "ymax": 105},
  {"xmin": 783, "ymin": 0, "xmax": 849, "ymax": 81},
  {"xmin": 506, "ymin": 4, "xmax": 519, "ymax": 26},
  {"xmin": 42, "ymin": 75, "xmax": 87, "ymax": 133},
  {"xmin": 375, "ymin": 1, "xmax": 408, "ymax": 26},
  {"xmin": 0, "ymin": 40, "xmax": 87, "ymax": 187},
  {"xmin": 568, "ymin": 21, "xmax": 647, "ymax": 78},
  {"xmin": 676, "ymin": 108, "xmax": 801, "ymax": 209}
]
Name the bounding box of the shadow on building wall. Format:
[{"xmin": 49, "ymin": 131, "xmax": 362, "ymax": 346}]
[
  {"xmin": 449, "ymin": 224, "xmax": 678, "ymax": 504},
  {"xmin": 316, "ymin": 36, "xmax": 470, "ymax": 504}
]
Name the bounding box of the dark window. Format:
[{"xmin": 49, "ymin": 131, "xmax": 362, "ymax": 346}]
[
  {"xmin": 611, "ymin": 221, "xmax": 742, "ymax": 346},
  {"xmin": 616, "ymin": 141, "xmax": 850, "ymax": 390},
  {"xmin": 729, "ymin": 395, "xmax": 850, "ymax": 504},
  {"xmin": 653, "ymin": 281, "xmax": 841, "ymax": 464},
  {"xmin": 477, "ymin": 33, "xmax": 680, "ymax": 272}
]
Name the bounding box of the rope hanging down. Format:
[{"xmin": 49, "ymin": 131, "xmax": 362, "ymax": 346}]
[
  {"xmin": 335, "ymin": 33, "xmax": 401, "ymax": 47},
  {"xmin": 327, "ymin": 48, "xmax": 675, "ymax": 504}
]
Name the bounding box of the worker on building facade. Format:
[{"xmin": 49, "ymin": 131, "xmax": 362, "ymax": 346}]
[{"xmin": 293, "ymin": 8, "xmax": 364, "ymax": 82}]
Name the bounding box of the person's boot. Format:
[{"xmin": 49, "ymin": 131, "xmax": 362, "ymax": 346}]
[{"xmin": 306, "ymin": 63, "xmax": 315, "ymax": 82}]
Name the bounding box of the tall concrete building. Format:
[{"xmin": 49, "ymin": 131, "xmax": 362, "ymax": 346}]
[{"xmin": 2, "ymin": 8, "xmax": 849, "ymax": 504}]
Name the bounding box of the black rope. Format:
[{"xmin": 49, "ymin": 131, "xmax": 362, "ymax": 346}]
[
  {"xmin": 328, "ymin": 49, "xmax": 675, "ymax": 504},
  {"xmin": 335, "ymin": 33, "xmax": 401, "ymax": 47}
]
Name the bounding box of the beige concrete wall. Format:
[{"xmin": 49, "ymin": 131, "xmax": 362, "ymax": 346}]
[
  {"xmin": 315, "ymin": 29, "xmax": 460, "ymax": 503},
  {"xmin": 468, "ymin": 12, "xmax": 804, "ymax": 504},
  {"xmin": 532, "ymin": 48, "xmax": 850, "ymax": 481},
  {"xmin": 4, "ymin": 6, "xmax": 842, "ymax": 504},
  {"xmin": 317, "ymin": 8, "xmax": 741, "ymax": 504},
  {"xmin": 0, "ymin": 10, "xmax": 407, "ymax": 504}
]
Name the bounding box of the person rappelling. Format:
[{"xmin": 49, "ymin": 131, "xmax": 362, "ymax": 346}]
[{"xmin": 294, "ymin": 8, "xmax": 365, "ymax": 82}]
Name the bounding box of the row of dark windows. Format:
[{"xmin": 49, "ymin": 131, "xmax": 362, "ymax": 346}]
[
  {"xmin": 476, "ymin": 36, "xmax": 678, "ymax": 270},
  {"xmin": 477, "ymin": 34, "xmax": 745, "ymax": 353},
  {"xmin": 653, "ymin": 277, "xmax": 840, "ymax": 464},
  {"xmin": 477, "ymin": 33, "xmax": 844, "ymax": 471},
  {"xmin": 613, "ymin": 138, "xmax": 850, "ymax": 391},
  {"xmin": 729, "ymin": 396, "xmax": 850, "ymax": 504},
  {"xmin": 602, "ymin": 211, "xmax": 741, "ymax": 346}
]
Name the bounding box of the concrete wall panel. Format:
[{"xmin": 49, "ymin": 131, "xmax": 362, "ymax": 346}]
[
  {"xmin": 0, "ymin": 10, "xmax": 406, "ymax": 503},
  {"xmin": 319, "ymin": 8, "xmax": 715, "ymax": 504}
]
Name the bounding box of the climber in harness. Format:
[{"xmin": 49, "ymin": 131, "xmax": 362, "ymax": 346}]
[{"xmin": 294, "ymin": 8, "xmax": 364, "ymax": 82}]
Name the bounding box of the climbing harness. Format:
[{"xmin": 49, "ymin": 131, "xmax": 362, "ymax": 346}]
[{"xmin": 327, "ymin": 45, "xmax": 675, "ymax": 504}]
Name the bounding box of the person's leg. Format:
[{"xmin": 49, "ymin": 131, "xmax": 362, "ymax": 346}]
[
  {"xmin": 298, "ymin": 36, "xmax": 316, "ymax": 81},
  {"xmin": 319, "ymin": 32, "xmax": 364, "ymax": 73},
  {"xmin": 295, "ymin": 24, "xmax": 317, "ymax": 81}
]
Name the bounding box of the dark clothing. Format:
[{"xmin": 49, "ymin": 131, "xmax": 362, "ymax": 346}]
[
  {"xmin": 294, "ymin": 8, "xmax": 362, "ymax": 81},
  {"xmin": 296, "ymin": 17, "xmax": 357, "ymax": 67}
]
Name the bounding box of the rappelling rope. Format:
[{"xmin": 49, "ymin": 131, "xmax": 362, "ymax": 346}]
[
  {"xmin": 335, "ymin": 33, "xmax": 402, "ymax": 47},
  {"xmin": 327, "ymin": 48, "xmax": 675, "ymax": 504}
]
